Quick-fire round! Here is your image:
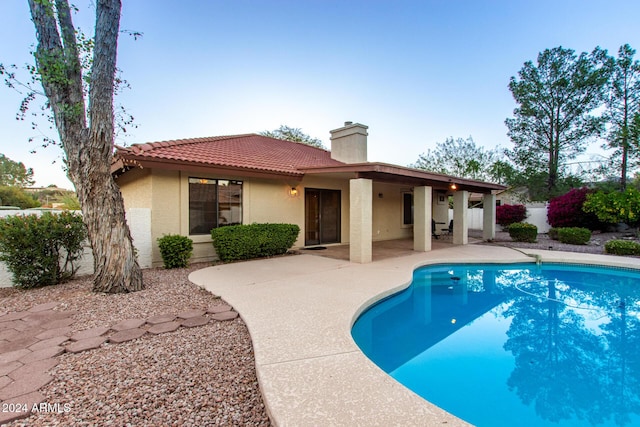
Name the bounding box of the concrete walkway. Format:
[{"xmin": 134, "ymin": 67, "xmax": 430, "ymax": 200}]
[{"xmin": 190, "ymin": 244, "xmax": 640, "ymax": 427}]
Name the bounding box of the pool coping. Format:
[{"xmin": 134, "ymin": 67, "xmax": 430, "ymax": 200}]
[{"xmin": 189, "ymin": 245, "xmax": 639, "ymax": 426}]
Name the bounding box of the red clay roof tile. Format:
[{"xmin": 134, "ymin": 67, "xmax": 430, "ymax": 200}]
[{"xmin": 116, "ymin": 134, "xmax": 343, "ymax": 175}]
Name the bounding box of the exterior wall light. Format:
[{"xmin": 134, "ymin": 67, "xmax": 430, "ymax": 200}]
[
  {"xmin": 289, "ymin": 187, "xmax": 298, "ymax": 197},
  {"xmin": 449, "ymin": 182, "xmax": 457, "ymax": 190}
]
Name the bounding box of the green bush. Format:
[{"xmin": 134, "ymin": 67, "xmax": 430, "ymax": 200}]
[
  {"xmin": 604, "ymin": 240, "xmax": 640, "ymax": 256},
  {"xmin": 0, "ymin": 212, "xmax": 86, "ymax": 288},
  {"xmin": 583, "ymin": 188, "xmax": 640, "ymax": 226},
  {"xmin": 557, "ymin": 227, "xmax": 592, "ymax": 245},
  {"xmin": 508, "ymin": 223, "xmax": 538, "ymax": 243},
  {"xmin": 211, "ymin": 223, "xmax": 300, "ymax": 262},
  {"xmin": 548, "ymin": 228, "xmax": 559, "ymax": 240},
  {"xmin": 157, "ymin": 234, "xmax": 193, "ymax": 269}
]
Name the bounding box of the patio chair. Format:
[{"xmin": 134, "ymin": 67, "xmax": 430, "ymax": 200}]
[{"xmin": 440, "ymin": 220, "xmax": 453, "ymax": 239}]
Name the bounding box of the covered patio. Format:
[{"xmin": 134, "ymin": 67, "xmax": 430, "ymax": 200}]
[
  {"xmin": 299, "ymin": 234, "xmax": 483, "ymax": 262},
  {"xmin": 302, "ymin": 162, "xmax": 505, "ymax": 263}
]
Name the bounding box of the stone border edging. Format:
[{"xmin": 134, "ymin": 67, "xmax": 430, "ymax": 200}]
[{"xmin": 0, "ymin": 301, "xmax": 238, "ymax": 424}]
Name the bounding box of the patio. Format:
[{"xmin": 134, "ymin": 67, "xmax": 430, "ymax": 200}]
[{"xmin": 299, "ymin": 235, "xmax": 481, "ymax": 262}]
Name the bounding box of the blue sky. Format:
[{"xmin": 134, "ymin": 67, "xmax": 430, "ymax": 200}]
[{"xmin": 2, "ymin": 0, "xmax": 640, "ymax": 189}]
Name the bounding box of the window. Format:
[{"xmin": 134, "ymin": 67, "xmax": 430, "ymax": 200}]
[
  {"xmin": 402, "ymin": 192, "xmax": 413, "ymax": 226},
  {"xmin": 189, "ymin": 178, "xmax": 242, "ymax": 235}
]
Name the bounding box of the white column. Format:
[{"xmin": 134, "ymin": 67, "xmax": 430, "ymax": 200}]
[
  {"xmin": 483, "ymin": 193, "xmax": 496, "ymax": 241},
  {"xmin": 350, "ymin": 178, "xmax": 372, "ymax": 263},
  {"xmin": 453, "ymin": 190, "xmax": 469, "ymax": 245},
  {"xmin": 413, "ymin": 186, "xmax": 432, "ymax": 252}
]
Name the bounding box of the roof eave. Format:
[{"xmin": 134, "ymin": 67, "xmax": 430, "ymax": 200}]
[
  {"xmin": 112, "ymin": 154, "xmax": 304, "ymax": 181},
  {"xmin": 300, "ymin": 162, "xmax": 506, "ymax": 193}
]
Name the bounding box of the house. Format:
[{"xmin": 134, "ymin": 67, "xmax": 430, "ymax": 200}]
[{"xmin": 112, "ymin": 122, "xmax": 505, "ymax": 266}]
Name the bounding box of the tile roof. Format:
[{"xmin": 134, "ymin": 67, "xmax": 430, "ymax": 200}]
[{"xmin": 115, "ymin": 134, "xmax": 344, "ymax": 176}]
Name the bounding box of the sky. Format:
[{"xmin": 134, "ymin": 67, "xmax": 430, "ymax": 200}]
[{"xmin": 2, "ymin": 0, "xmax": 640, "ymax": 189}]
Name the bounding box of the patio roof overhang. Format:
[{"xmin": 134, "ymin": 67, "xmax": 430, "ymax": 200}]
[
  {"xmin": 300, "ymin": 162, "xmax": 506, "ymax": 194},
  {"xmin": 112, "ymin": 155, "xmax": 506, "ymax": 194}
]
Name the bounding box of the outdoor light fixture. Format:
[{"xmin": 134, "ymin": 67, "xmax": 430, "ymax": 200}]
[
  {"xmin": 289, "ymin": 187, "xmax": 298, "ymax": 196},
  {"xmin": 449, "ymin": 181, "xmax": 457, "ymax": 190}
]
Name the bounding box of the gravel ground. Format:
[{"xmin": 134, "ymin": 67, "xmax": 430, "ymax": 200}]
[
  {"xmin": 473, "ymin": 229, "xmax": 640, "ymax": 256},
  {"xmin": 0, "ymin": 264, "xmax": 271, "ymax": 427}
]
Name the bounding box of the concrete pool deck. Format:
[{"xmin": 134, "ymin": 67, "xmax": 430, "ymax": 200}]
[{"xmin": 189, "ymin": 245, "xmax": 640, "ymax": 426}]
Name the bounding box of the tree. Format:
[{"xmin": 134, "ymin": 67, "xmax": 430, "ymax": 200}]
[
  {"xmin": 0, "ymin": 154, "xmax": 35, "ymax": 187},
  {"xmin": 0, "ymin": 186, "xmax": 40, "ymax": 209},
  {"xmin": 411, "ymin": 136, "xmax": 502, "ymax": 181},
  {"xmin": 605, "ymin": 44, "xmax": 640, "ymax": 191},
  {"xmin": 21, "ymin": 0, "xmax": 142, "ymax": 293},
  {"xmin": 505, "ymin": 46, "xmax": 610, "ymax": 199},
  {"xmin": 261, "ymin": 125, "xmax": 325, "ymax": 148}
]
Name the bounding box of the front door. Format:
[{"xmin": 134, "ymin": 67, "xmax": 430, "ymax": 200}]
[{"xmin": 305, "ymin": 189, "xmax": 341, "ymax": 246}]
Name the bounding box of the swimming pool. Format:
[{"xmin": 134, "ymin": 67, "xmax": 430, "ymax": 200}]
[{"xmin": 351, "ymin": 263, "xmax": 640, "ymax": 427}]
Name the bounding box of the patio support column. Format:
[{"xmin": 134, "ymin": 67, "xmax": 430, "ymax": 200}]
[
  {"xmin": 413, "ymin": 186, "xmax": 432, "ymax": 252},
  {"xmin": 452, "ymin": 190, "xmax": 469, "ymax": 245},
  {"xmin": 350, "ymin": 178, "xmax": 372, "ymax": 263},
  {"xmin": 482, "ymin": 193, "xmax": 496, "ymax": 241}
]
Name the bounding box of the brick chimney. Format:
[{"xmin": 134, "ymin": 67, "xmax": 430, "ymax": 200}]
[{"xmin": 330, "ymin": 122, "xmax": 368, "ymax": 163}]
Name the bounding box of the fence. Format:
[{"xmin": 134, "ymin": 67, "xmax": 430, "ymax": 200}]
[
  {"xmin": 451, "ymin": 206, "xmax": 550, "ymax": 233},
  {"xmin": 0, "ymin": 208, "xmax": 152, "ymax": 288}
]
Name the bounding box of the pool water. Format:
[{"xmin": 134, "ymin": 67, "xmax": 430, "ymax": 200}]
[{"xmin": 351, "ymin": 263, "xmax": 640, "ymax": 427}]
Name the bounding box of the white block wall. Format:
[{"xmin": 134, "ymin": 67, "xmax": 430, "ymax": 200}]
[{"xmin": 450, "ymin": 206, "xmax": 551, "ymax": 233}]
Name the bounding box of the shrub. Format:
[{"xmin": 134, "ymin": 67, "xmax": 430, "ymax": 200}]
[
  {"xmin": 547, "ymin": 187, "xmax": 602, "ymax": 230},
  {"xmin": 211, "ymin": 223, "xmax": 300, "ymax": 262},
  {"xmin": 496, "ymin": 204, "xmax": 527, "ymax": 227},
  {"xmin": 548, "ymin": 227, "xmax": 559, "ymax": 240},
  {"xmin": 157, "ymin": 234, "xmax": 193, "ymax": 269},
  {"xmin": 508, "ymin": 222, "xmax": 537, "ymax": 243},
  {"xmin": 0, "ymin": 212, "xmax": 86, "ymax": 288},
  {"xmin": 556, "ymin": 227, "xmax": 591, "ymax": 245},
  {"xmin": 0, "ymin": 186, "xmax": 40, "ymax": 209},
  {"xmin": 604, "ymin": 239, "xmax": 640, "ymax": 256},
  {"xmin": 583, "ymin": 188, "xmax": 640, "ymax": 227}
]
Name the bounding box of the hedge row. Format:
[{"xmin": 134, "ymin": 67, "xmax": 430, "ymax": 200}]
[
  {"xmin": 211, "ymin": 223, "xmax": 300, "ymax": 262},
  {"xmin": 556, "ymin": 227, "xmax": 592, "ymax": 245},
  {"xmin": 0, "ymin": 212, "xmax": 86, "ymax": 288},
  {"xmin": 508, "ymin": 223, "xmax": 537, "ymax": 243},
  {"xmin": 157, "ymin": 234, "xmax": 193, "ymax": 269},
  {"xmin": 605, "ymin": 240, "xmax": 640, "ymax": 256}
]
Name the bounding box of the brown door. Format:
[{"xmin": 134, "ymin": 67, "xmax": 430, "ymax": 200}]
[{"xmin": 305, "ymin": 189, "xmax": 341, "ymax": 246}]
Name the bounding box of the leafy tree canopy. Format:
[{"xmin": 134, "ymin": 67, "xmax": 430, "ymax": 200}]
[
  {"xmin": 604, "ymin": 44, "xmax": 640, "ymax": 190},
  {"xmin": 411, "ymin": 136, "xmax": 503, "ymax": 182},
  {"xmin": 0, "ymin": 154, "xmax": 35, "ymax": 187},
  {"xmin": 505, "ymin": 46, "xmax": 610, "ymax": 199},
  {"xmin": 261, "ymin": 125, "xmax": 325, "ymax": 149}
]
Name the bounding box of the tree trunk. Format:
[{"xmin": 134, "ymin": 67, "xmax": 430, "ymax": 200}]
[
  {"xmin": 29, "ymin": 0, "xmax": 143, "ymax": 293},
  {"xmin": 621, "ymin": 142, "xmax": 628, "ymax": 191},
  {"xmin": 72, "ymin": 155, "xmax": 143, "ymax": 293}
]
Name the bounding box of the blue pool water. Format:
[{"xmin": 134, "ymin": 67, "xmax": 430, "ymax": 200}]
[{"xmin": 351, "ymin": 263, "xmax": 640, "ymax": 427}]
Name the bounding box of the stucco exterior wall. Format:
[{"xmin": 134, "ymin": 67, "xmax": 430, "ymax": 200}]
[
  {"xmin": 371, "ymin": 182, "xmax": 413, "ymax": 241},
  {"xmin": 117, "ymin": 168, "xmax": 423, "ymax": 266},
  {"xmin": 118, "ymin": 168, "xmax": 152, "ymax": 209}
]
